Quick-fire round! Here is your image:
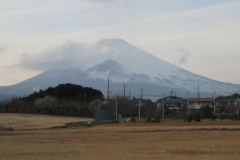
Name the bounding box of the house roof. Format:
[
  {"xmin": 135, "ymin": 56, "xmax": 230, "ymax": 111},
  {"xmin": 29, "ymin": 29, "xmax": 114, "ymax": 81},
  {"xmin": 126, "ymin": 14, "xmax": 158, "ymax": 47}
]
[
  {"xmin": 156, "ymin": 96, "xmax": 186, "ymax": 103},
  {"xmin": 35, "ymin": 98, "xmax": 44, "ymax": 102},
  {"xmin": 188, "ymin": 98, "xmax": 214, "ymax": 102},
  {"xmin": 131, "ymin": 97, "xmax": 152, "ymax": 104},
  {"xmin": 165, "ymin": 99, "xmax": 186, "ymax": 103},
  {"xmin": 216, "ymin": 94, "xmax": 240, "ymax": 100}
]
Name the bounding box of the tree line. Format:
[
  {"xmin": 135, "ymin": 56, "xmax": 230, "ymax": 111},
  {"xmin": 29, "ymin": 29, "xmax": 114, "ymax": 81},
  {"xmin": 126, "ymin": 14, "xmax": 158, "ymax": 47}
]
[
  {"xmin": 23, "ymin": 83, "xmax": 103, "ymax": 102},
  {"xmin": 0, "ymin": 83, "xmax": 104, "ymax": 117}
]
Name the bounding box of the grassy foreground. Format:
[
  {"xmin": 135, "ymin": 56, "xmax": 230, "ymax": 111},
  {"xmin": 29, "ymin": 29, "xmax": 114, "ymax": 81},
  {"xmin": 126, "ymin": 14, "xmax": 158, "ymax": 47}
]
[{"xmin": 1, "ymin": 113, "xmax": 240, "ymax": 160}]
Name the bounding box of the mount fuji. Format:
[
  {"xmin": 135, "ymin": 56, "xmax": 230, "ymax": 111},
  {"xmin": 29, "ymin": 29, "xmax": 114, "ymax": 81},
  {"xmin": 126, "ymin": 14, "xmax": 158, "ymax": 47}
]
[{"xmin": 1, "ymin": 38, "xmax": 240, "ymax": 99}]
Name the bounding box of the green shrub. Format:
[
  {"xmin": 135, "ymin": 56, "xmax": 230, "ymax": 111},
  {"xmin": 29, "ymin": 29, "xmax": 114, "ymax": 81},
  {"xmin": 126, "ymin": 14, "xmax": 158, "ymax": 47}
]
[
  {"xmin": 186, "ymin": 114, "xmax": 193, "ymax": 122},
  {"xmin": 194, "ymin": 113, "xmax": 201, "ymax": 122},
  {"xmin": 145, "ymin": 115, "xmax": 151, "ymax": 122},
  {"xmin": 235, "ymin": 115, "xmax": 240, "ymax": 121},
  {"xmin": 220, "ymin": 115, "xmax": 223, "ymax": 121},
  {"xmin": 155, "ymin": 115, "xmax": 160, "ymax": 122},
  {"xmin": 212, "ymin": 114, "xmax": 217, "ymax": 121},
  {"xmin": 131, "ymin": 116, "xmax": 135, "ymax": 123}
]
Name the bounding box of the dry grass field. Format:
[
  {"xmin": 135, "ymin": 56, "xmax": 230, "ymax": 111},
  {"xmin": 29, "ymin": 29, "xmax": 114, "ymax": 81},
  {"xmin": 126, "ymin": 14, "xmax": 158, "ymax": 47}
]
[
  {"xmin": 1, "ymin": 113, "xmax": 240, "ymax": 160},
  {"xmin": 0, "ymin": 113, "xmax": 93, "ymax": 130}
]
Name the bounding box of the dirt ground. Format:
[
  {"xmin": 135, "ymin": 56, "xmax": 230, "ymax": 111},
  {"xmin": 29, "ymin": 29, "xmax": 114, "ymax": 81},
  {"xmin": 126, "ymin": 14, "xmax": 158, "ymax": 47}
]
[{"xmin": 1, "ymin": 114, "xmax": 240, "ymax": 160}]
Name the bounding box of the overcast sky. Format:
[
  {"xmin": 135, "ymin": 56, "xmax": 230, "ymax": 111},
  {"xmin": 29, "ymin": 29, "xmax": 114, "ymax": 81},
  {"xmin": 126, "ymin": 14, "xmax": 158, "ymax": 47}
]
[{"xmin": 1, "ymin": 0, "xmax": 240, "ymax": 86}]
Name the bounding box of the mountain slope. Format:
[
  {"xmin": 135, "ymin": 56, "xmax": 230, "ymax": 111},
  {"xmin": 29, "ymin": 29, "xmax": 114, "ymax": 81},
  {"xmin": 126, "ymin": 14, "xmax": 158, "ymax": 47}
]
[{"xmin": 84, "ymin": 39, "xmax": 240, "ymax": 93}]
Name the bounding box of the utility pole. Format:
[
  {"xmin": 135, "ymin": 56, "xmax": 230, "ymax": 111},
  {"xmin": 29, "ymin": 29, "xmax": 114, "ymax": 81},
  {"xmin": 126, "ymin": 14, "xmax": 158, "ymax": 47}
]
[
  {"xmin": 197, "ymin": 85, "xmax": 200, "ymax": 98},
  {"xmin": 123, "ymin": 83, "xmax": 127, "ymax": 99},
  {"xmin": 139, "ymin": 95, "xmax": 141, "ymax": 121},
  {"xmin": 214, "ymin": 91, "xmax": 215, "ymax": 115},
  {"xmin": 85, "ymin": 92, "xmax": 86, "ymax": 107},
  {"xmin": 187, "ymin": 93, "xmax": 189, "ymax": 115},
  {"xmin": 107, "ymin": 77, "xmax": 111, "ymax": 100},
  {"xmin": 116, "ymin": 95, "xmax": 118, "ymax": 120},
  {"xmin": 123, "ymin": 83, "xmax": 128, "ymax": 116},
  {"xmin": 141, "ymin": 88, "xmax": 144, "ymax": 106},
  {"xmin": 141, "ymin": 88, "xmax": 144, "ymax": 99},
  {"xmin": 237, "ymin": 92, "xmax": 240, "ymax": 114},
  {"xmin": 162, "ymin": 94, "xmax": 164, "ymax": 122}
]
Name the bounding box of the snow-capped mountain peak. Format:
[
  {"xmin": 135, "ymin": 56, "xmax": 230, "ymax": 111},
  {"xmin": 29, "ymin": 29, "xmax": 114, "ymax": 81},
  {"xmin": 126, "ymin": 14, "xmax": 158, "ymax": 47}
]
[{"xmin": 0, "ymin": 38, "xmax": 240, "ymax": 98}]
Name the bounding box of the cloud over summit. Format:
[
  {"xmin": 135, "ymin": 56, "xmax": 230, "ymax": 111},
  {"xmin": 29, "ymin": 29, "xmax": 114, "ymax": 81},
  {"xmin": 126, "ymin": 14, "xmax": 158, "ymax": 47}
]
[{"xmin": 17, "ymin": 42, "xmax": 87, "ymax": 71}]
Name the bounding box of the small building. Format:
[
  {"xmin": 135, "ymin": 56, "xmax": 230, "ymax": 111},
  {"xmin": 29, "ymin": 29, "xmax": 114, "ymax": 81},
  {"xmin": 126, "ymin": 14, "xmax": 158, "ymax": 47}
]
[
  {"xmin": 156, "ymin": 96, "xmax": 187, "ymax": 110},
  {"xmin": 34, "ymin": 96, "xmax": 55, "ymax": 106},
  {"xmin": 35, "ymin": 98, "xmax": 45, "ymax": 105},
  {"xmin": 131, "ymin": 97, "xmax": 153, "ymax": 106},
  {"xmin": 188, "ymin": 98, "xmax": 214, "ymax": 112},
  {"xmin": 216, "ymin": 94, "xmax": 240, "ymax": 114}
]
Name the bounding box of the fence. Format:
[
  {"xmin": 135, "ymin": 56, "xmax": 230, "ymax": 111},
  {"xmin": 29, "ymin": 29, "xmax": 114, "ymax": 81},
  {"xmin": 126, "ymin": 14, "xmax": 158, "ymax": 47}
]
[{"xmin": 94, "ymin": 105, "xmax": 113, "ymax": 125}]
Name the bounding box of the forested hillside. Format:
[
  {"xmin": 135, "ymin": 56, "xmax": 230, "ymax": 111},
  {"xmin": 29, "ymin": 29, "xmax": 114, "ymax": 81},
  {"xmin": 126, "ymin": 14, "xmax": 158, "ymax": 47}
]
[
  {"xmin": 0, "ymin": 84, "xmax": 104, "ymax": 117},
  {"xmin": 23, "ymin": 83, "xmax": 104, "ymax": 102}
]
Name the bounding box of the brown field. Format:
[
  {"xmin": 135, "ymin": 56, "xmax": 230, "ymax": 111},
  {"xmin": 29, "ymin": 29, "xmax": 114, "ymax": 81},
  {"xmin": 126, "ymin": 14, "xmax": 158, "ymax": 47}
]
[
  {"xmin": 0, "ymin": 113, "xmax": 93, "ymax": 130},
  {"xmin": 1, "ymin": 114, "xmax": 240, "ymax": 160}
]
